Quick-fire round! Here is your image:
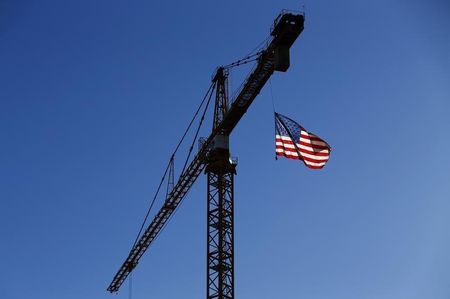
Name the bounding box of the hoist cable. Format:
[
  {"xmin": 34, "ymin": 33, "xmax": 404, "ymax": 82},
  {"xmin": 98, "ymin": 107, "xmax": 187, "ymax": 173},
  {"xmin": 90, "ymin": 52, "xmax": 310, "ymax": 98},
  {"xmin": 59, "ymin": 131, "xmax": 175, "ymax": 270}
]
[
  {"xmin": 268, "ymin": 78, "xmax": 277, "ymax": 114},
  {"xmin": 269, "ymin": 79, "xmax": 278, "ymax": 160}
]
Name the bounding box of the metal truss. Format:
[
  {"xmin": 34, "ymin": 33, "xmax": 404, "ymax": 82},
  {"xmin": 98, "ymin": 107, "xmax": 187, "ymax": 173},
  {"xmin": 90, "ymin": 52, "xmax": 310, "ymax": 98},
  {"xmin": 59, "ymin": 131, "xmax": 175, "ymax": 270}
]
[{"xmin": 206, "ymin": 160, "xmax": 236, "ymax": 299}]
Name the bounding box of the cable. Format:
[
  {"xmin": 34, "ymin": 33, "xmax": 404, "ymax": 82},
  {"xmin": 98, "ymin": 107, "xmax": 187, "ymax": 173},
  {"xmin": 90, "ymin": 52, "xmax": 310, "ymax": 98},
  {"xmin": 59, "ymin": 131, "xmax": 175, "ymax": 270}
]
[
  {"xmin": 223, "ymin": 52, "xmax": 261, "ymax": 69},
  {"xmin": 180, "ymin": 82, "xmax": 216, "ymax": 176},
  {"xmin": 172, "ymin": 82, "xmax": 215, "ymax": 155},
  {"xmin": 128, "ymin": 32, "xmax": 271, "ymax": 273},
  {"xmin": 223, "ymin": 35, "xmax": 270, "ymax": 70},
  {"xmin": 243, "ymin": 35, "xmax": 271, "ymax": 58},
  {"xmin": 268, "ymin": 78, "xmax": 276, "ymax": 113},
  {"xmin": 130, "ymin": 82, "xmax": 215, "ymax": 249},
  {"xmin": 140, "ymin": 85, "xmax": 217, "ymax": 252},
  {"xmin": 131, "ymin": 160, "xmax": 171, "ymax": 249},
  {"xmin": 269, "ymin": 79, "xmax": 278, "ymax": 160}
]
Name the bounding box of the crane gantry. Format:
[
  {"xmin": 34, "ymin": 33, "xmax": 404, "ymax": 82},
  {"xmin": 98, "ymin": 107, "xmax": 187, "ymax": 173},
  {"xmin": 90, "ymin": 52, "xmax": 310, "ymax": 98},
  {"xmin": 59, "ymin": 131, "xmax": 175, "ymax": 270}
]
[{"xmin": 107, "ymin": 10, "xmax": 305, "ymax": 299}]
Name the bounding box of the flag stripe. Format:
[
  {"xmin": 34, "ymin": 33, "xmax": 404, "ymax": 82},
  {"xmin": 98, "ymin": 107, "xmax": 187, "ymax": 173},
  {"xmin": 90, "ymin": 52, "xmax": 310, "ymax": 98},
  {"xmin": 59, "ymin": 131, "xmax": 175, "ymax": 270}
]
[
  {"xmin": 275, "ymin": 149, "xmax": 328, "ymax": 164},
  {"xmin": 276, "ymin": 152, "xmax": 326, "ymax": 169},
  {"xmin": 275, "ymin": 139, "xmax": 330, "ymax": 154},
  {"xmin": 276, "ymin": 138, "xmax": 328, "ymax": 149},
  {"xmin": 280, "ymin": 133, "xmax": 327, "ymax": 145},
  {"xmin": 274, "ymin": 114, "xmax": 331, "ymax": 170},
  {"xmin": 298, "ymin": 140, "xmax": 329, "ymax": 149},
  {"xmin": 276, "ymin": 147, "xmax": 329, "ymax": 161},
  {"xmin": 275, "ymin": 141, "xmax": 330, "ymax": 156},
  {"xmin": 276, "ymin": 135, "xmax": 329, "ymax": 149}
]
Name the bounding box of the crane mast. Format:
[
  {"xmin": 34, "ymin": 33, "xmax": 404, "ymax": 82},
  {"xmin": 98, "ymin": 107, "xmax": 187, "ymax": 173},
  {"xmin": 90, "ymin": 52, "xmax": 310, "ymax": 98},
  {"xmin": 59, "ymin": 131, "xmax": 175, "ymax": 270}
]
[
  {"xmin": 107, "ymin": 11, "xmax": 305, "ymax": 296},
  {"xmin": 206, "ymin": 67, "xmax": 235, "ymax": 299}
]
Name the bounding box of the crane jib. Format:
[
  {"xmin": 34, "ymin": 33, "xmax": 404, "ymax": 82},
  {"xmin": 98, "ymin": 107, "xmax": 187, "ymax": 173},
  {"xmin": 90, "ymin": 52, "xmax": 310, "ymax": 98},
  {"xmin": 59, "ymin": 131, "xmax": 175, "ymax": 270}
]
[{"xmin": 107, "ymin": 11, "xmax": 304, "ymax": 293}]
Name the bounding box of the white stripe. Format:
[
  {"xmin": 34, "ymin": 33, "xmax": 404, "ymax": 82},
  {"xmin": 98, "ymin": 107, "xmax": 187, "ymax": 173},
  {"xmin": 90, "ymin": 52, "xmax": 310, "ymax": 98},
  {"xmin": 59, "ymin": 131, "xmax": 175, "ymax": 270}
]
[
  {"xmin": 298, "ymin": 143, "xmax": 329, "ymax": 153},
  {"xmin": 301, "ymin": 131, "xmax": 315, "ymax": 137},
  {"xmin": 275, "ymin": 141, "xmax": 295, "ymax": 148},
  {"xmin": 276, "ymin": 148, "xmax": 329, "ymax": 161},
  {"xmin": 296, "ymin": 143, "xmax": 328, "ymax": 153},
  {"xmin": 301, "ymin": 131, "xmax": 320, "ymax": 139},
  {"xmin": 275, "ymin": 150, "xmax": 327, "ymax": 167},
  {"xmin": 300, "ymin": 132, "xmax": 327, "ymax": 146},
  {"xmin": 304, "ymin": 161, "xmax": 327, "ymax": 167},
  {"xmin": 276, "ymin": 134, "xmax": 327, "ymax": 147},
  {"xmin": 276, "ymin": 148, "xmax": 299, "ymax": 156},
  {"xmin": 298, "ymin": 151, "xmax": 329, "ymax": 161},
  {"xmin": 277, "ymin": 150, "xmax": 327, "ymax": 166},
  {"xmin": 276, "ymin": 140, "xmax": 329, "ymax": 154},
  {"xmin": 276, "ymin": 144, "xmax": 329, "ymax": 160},
  {"xmin": 301, "ymin": 138, "xmax": 327, "ymax": 147},
  {"xmin": 276, "ymin": 135, "xmax": 293, "ymax": 141}
]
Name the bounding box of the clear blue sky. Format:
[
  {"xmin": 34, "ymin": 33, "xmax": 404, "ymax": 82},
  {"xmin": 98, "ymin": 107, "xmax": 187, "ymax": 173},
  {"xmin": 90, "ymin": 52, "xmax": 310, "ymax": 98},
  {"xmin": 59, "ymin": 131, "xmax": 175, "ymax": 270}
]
[{"xmin": 1, "ymin": 1, "xmax": 449, "ymax": 298}]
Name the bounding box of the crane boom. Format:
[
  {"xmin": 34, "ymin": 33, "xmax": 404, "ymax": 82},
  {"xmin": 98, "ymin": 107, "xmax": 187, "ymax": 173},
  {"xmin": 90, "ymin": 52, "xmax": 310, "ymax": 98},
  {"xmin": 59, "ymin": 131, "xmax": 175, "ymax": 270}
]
[{"xmin": 107, "ymin": 11, "xmax": 304, "ymax": 293}]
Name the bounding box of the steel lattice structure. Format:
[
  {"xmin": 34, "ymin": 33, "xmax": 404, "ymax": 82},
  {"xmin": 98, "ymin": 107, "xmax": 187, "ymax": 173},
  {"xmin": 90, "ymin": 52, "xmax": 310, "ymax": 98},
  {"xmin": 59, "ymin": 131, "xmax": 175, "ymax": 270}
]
[
  {"xmin": 206, "ymin": 68, "xmax": 235, "ymax": 299},
  {"xmin": 206, "ymin": 161, "xmax": 236, "ymax": 299},
  {"xmin": 107, "ymin": 11, "xmax": 305, "ymax": 298}
]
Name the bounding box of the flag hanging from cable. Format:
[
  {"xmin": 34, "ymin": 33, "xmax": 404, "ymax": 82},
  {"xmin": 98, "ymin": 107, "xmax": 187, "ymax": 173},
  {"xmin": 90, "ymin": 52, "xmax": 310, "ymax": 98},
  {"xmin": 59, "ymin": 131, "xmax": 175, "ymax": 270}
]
[{"xmin": 275, "ymin": 112, "xmax": 331, "ymax": 169}]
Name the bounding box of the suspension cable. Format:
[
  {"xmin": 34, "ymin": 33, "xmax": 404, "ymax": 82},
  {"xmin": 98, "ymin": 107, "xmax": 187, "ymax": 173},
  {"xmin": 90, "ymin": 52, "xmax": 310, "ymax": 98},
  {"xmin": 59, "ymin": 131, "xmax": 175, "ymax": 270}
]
[
  {"xmin": 172, "ymin": 82, "xmax": 216, "ymax": 155},
  {"xmin": 151, "ymin": 39, "xmax": 269, "ymax": 254},
  {"xmin": 222, "ymin": 35, "xmax": 270, "ymax": 70},
  {"xmin": 130, "ymin": 158, "xmax": 171, "ymax": 249},
  {"xmin": 128, "ymin": 34, "xmax": 268, "ymax": 263},
  {"xmin": 143, "ymin": 80, "xmax": 216, "ymax": 250},
  {"xmin": 130, "ymin": 81, "xmax": 216, "ymax": 249},
  {"xmin": 180, "ymin": 82, "xmax": 216, "ymax": 176},
  {"xmin": 223, "ymin": 51, "xmax": 262, "ymax": 69}
]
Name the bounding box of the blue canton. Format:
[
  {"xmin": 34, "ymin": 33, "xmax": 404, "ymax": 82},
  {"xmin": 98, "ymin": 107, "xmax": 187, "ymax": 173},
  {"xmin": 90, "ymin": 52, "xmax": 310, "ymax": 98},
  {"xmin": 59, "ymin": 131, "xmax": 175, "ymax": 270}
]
[{"xmin": 275, "ymin": 113, "xmax": 302, "ymax": 142}]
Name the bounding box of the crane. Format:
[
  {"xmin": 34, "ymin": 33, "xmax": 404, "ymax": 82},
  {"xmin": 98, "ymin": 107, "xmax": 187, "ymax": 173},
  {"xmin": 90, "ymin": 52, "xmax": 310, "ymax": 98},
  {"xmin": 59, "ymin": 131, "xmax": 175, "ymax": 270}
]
[{"xmin": 107, "ymin": 10, "xmax": 305, "ymax": 299}]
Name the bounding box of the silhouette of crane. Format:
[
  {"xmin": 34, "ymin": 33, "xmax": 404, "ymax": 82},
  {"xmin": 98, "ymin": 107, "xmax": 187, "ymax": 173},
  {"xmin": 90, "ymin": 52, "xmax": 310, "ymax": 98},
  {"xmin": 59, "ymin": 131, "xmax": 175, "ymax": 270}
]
[{"xmin": 107, "ymin": 10, "xmax": 305, "ymax": 299}]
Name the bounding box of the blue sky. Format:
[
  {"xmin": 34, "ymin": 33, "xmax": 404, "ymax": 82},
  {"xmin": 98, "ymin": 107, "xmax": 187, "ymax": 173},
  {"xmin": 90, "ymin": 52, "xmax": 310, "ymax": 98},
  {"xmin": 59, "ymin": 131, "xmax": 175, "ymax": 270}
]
[{"xmin": 1, "ymin": 1, "xmax": 449, "ymax": 299}]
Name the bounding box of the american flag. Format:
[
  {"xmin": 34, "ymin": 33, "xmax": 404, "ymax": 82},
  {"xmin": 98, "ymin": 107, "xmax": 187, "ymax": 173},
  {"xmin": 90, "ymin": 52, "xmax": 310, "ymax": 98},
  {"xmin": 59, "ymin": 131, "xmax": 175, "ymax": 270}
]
[{"xmin": 275, "ymin": 112, "xmax": 331, "ymax": 169}]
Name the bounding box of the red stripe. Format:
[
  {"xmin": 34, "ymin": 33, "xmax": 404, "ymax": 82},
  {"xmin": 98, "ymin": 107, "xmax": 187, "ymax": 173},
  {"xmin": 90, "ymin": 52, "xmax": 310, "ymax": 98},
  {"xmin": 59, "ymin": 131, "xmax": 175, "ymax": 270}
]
[
  {"xmin": 276, "ymin": 148, "xmax": 299, "ymax": 157},
  {"xmin": 276, "ymin": 145, "xmax": 329, "ymax": 157},
  {"xmin": 276, "ymin": 145, "xmax": 329, "ymax": 156},
  {"xmin": 304, "ymin": 164, "xmax": 324, "ymax": 169},
  {"xmin": 276, "ymin": 137, "xmax": 294, "ymax": 144},
  {"xmin": 276, "ymin": 138, "xmax": 330, "ymax": 152},
  {"xmin": 300, "ymin": 154, "xmax": 329, "ymax": 164},
  {"xmin": 276, "ymin": 152, "xmax": 325, "ymax": 169},
  {"xmin": 298, "ymin": 140, "xmax": 329, "ymax": 150},
  {"xmin": 276, "ymin": 148, "xmax": 328, "ymax": 164},
  {"xmin": 299, "ymin": 148, "xmax": 329, "ymax": 156},
  {"xmin": 303, "ymin": 138, "xmax": 328, "ymax": 147},
  {"xmin": 301, "ymin": 133, "xmax": 324, "ymax": 142},
  {"xmin": 278, "ymin": 133, "xmax": 328, "ymax": 145}
]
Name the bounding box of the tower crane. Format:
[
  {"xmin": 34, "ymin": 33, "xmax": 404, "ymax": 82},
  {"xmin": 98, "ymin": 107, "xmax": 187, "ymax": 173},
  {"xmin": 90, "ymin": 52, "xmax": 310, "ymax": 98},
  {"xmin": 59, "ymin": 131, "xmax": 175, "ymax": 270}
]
[{"xmin": 107, "ymin": 10, "xmax": 305, "ymax": 299}]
